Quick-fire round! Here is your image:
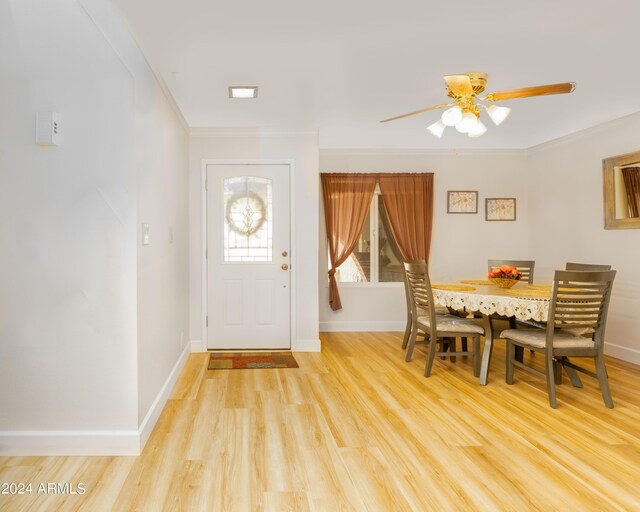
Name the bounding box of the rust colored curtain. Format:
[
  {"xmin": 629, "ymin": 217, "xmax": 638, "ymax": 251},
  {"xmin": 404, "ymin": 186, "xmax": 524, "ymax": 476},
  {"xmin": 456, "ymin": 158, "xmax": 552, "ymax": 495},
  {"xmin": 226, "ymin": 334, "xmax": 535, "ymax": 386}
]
[
  {"xmin": 378, "ymin": 173, "xmax": 434, "ymax": 261},
  {"xmin": 321, "ymin": 173, "xmax": 377, "ymax": 310},
  {"xmin": 379, "ymin": 202, "xmax": 403, "ymax": 262},
  {"xmin": 622, "ymin": 167, "xmax": 640, "ymax": 217}
]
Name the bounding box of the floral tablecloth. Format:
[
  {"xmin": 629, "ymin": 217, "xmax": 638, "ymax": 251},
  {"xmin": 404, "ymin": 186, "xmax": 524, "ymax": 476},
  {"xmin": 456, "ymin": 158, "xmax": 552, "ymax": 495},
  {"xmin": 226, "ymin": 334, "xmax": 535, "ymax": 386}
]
[{"xmin": 432, "ymin": 285, "xmax": 550, "ymax": 322}]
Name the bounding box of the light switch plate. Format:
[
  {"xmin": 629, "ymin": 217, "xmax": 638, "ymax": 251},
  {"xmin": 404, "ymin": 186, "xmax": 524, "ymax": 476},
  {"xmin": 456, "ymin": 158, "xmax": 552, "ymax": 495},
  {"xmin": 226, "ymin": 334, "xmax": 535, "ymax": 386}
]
[
  {"xmin": 36, "ymin": 111, "xmax": 60, "ymax": 146},
  {"xmin": 142, "ymin": 223, "xmax": 150, "ymax": 245}
]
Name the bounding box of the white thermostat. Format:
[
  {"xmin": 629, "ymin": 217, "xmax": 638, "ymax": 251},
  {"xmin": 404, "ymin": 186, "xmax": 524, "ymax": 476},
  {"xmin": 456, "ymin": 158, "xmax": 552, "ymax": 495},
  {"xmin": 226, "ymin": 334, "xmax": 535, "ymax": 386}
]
[{"xmin": 36, "ymin": 111, "xmax": 60, "ymax": 146}]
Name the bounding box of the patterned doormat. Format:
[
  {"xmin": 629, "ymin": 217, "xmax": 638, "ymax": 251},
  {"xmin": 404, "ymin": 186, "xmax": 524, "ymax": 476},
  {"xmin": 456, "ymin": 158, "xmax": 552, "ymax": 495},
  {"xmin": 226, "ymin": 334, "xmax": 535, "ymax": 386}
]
[{"xmin": 208, "ymin": 351, "xmax": 299, "ymax": 370}]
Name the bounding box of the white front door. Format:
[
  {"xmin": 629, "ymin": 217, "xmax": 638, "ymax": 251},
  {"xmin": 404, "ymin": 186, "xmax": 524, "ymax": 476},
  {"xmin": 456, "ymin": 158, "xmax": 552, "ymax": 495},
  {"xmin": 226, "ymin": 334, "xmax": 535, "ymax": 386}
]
[{"xmin": 206, "ymin": 164, "xmax": 291, "ymax": 349}]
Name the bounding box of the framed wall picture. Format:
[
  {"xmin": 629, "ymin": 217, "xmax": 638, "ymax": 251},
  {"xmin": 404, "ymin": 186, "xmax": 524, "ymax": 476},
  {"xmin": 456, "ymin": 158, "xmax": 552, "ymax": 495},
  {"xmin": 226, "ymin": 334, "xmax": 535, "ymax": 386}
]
[
  {"xmin": 447, "ymin": 191, "xmax": 478, "ymax": 214},
  {"xmin": 486, "ymin": 198, "xmax": 516, "ymax": 221}
]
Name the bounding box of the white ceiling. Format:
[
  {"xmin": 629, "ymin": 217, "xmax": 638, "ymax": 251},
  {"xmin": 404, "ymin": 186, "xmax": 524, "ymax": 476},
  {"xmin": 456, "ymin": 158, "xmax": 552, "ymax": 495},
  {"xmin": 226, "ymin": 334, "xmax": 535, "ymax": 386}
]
[{"xmin": 112, "ymin": 0, "xmax": 640, "ymax": 149}]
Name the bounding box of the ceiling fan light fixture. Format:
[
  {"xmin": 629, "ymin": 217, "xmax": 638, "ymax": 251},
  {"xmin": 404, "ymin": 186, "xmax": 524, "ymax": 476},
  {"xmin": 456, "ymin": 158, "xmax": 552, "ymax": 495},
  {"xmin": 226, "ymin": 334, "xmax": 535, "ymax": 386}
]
[
  {"xmin": 486, "ymin": 105, "xmax": 511, "ymax": 126},
  {"xmin": 427, "ymin": 120, "xmax": 446, "ymax": 138},
  {"xmin": 468, "ymin": 120, "xmax": 487, "ymax": 138},
  {"xmin": 455, "ymin": 112, "xmax": 478, "ymax": 133},
  {"xmin": 441, "ymin": 106, "xmax": 462, "ymax": 127}
]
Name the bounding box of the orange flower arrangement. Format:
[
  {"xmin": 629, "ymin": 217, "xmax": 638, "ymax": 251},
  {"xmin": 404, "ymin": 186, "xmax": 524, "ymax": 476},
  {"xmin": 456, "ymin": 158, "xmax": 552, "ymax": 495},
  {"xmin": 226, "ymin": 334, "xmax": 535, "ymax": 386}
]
[{"xmin": 488, "ymin": 265, "xmax": 521, "ymax": 280}]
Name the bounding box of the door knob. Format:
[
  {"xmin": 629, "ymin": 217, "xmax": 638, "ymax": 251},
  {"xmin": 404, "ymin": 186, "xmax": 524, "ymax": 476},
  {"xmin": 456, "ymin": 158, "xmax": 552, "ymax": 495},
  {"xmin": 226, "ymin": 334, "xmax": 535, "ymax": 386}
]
[{"xmin": 281, "ymin": 263, "xmax": 289, "ymax": 271}]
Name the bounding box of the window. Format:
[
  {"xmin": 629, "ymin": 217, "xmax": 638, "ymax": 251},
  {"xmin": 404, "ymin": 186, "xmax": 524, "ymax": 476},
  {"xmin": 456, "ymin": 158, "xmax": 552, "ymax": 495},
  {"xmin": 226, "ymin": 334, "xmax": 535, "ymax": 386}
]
[
  {"xmin": 332, "ymin": 188, "xmax": 403, "ymax": 283},
  {"xmin": 223, "ymin": 176, "xmax": 272, "ymax": 262}
]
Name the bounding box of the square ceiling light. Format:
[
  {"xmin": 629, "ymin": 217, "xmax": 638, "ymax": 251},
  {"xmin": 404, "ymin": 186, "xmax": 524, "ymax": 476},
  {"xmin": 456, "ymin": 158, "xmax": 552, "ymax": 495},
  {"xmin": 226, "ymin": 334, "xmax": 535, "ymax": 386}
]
[{"xmin": 228, "ymin": 86, "xmax": 258, "ymax": 99}]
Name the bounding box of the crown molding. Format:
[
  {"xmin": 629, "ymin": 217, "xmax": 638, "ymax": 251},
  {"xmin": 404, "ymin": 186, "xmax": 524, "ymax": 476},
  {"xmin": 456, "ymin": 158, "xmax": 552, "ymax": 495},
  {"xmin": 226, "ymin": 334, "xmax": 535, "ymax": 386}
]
[
  {"xmin": 320, "ymin": 147, "xmax": 528, "ymax": 158},
  {"xmin": 79, "ymin": 0, "xmax": 189, "ymax": 134},
  {"xmin": 527, "ymin": 110, "xmax": 640, "ymax": 155},
  {"xmin": 150, "ymin": 73, "xmax": 190, "ymax": 134},
  {"xmin": 190, "ymin": 127, "xmax": 319, "ymax": 138}
]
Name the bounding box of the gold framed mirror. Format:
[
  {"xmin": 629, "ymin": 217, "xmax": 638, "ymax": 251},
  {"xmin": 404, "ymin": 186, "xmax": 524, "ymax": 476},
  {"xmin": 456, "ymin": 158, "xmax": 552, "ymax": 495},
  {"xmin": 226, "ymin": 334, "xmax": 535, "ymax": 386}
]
[{"xmin": 603, "ymin": 150, "xmax": 640, "ymax": 229}]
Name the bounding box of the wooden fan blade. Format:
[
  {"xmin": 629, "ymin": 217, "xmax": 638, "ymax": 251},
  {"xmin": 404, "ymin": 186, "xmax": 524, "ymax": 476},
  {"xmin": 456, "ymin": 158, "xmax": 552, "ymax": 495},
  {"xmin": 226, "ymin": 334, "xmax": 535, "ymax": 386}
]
[
  {"xmin": 380, "ymin": 103, "xmax": 451, "ymax": 123},
  {"xmin": 444, "ymin": 75, "xmax": 473, "ymax": 97},
  {"xmin": 486, "ymin": 82, "xmax": 576, "ymax": 101}
]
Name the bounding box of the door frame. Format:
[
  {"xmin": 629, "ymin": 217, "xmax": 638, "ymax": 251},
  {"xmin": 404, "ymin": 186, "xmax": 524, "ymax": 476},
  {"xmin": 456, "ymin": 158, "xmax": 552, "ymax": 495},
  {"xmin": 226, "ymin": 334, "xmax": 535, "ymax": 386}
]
[{"xmin": 200, "ymin": 159, "xmax": 296, "ymax": 352}]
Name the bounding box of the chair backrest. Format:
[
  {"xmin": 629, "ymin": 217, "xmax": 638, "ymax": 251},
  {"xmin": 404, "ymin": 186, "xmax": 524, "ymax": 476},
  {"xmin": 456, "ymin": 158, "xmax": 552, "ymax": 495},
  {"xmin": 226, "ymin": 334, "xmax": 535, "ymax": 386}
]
[
  {"xmin": 403, "ymin": 260, "xmax": 437, "ymax": 334},
  {"xmin": 565, "ymin": 262, "xmax": 612, "ymax": 271},
  {"xmin": 548, "ymin": 270, "xmax": 617, "ymax": 347},
  {"xmin": 402, "ymin": 265, "xmax": 413, "ymax": 315},
  {"xmin": 488, "ymin": 259, "xmax": 535, "ymax": 284}
]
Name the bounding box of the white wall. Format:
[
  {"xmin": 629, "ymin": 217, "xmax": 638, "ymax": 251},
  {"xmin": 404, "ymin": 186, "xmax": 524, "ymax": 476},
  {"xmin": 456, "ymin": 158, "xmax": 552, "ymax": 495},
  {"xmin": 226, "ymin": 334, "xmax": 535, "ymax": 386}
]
[
  {"xmin": 526, "ymin": 113, "xmax": 640, "ymax": 364},
  {"xmin": 0, "ymin": 0, "xmax": 190, "ymax": 455},
  {"xmin": 189, "ymin": 129, "xmax": 320, "ymax": 351},
  {"xmin": 95, "ymin": 9, "xmax": 193, "ymax": 431},
  {"xmin": 319, "ymin": 149, "xmax": 530, "ymax": 331},
  {"xmin": 136, "ymin": 99, "xmax": 190, "ymax": 430},
  {"xmin": 78, "ymin": 0, "xmax": 192, "ymax": 448},
  {"xmin": 0, "ymin": 1, "xmax": 138, "ymax": 449}
]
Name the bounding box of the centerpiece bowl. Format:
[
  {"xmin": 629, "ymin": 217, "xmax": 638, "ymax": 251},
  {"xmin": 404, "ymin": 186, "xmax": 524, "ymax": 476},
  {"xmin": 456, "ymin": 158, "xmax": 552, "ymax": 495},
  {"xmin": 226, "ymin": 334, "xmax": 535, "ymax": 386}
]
[
  {"xmin": 489, "ymin": 277, "xmax": 519, "ymax": 289},
  {"xmin": 488, "ymin": 265, "xmax": 522, "ymax": 288}
]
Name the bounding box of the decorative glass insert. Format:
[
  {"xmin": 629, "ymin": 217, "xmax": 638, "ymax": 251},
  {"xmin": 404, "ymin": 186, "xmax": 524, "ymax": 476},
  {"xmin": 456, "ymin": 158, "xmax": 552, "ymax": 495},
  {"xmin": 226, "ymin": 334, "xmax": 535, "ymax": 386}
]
[{"xmin": 223, "ymin": 176, "xmax": 272, "ymax": 262}]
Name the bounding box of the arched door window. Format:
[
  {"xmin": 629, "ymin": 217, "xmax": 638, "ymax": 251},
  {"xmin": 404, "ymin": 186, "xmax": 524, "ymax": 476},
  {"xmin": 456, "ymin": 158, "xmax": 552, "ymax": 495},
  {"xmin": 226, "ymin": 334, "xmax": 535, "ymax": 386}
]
[{"xmin": 223, "ymin": 176, "xmax": 272, "ymax": 262}]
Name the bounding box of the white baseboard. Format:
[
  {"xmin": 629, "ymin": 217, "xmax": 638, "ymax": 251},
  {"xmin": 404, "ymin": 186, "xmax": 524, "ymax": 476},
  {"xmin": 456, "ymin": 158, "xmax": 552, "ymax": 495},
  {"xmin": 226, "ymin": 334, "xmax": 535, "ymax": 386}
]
[
  {"xmin": 191, "ymin": 339, "xmax": 205, "ymax": 352},
  {"xmin": 320, "ymin": 321, "xmax": 405, "ymax": 332},
  {"xmin": 137, "ymin": 343, "xmax": 190, "ymax": 451},
  {"xmin": 0, "ymin": 342, "xmax": 191, "ymax": 457},
  {"xmin": 0, "ymin": 430, "xmax": 140, "ymax": 456},
  {"xmin": 293, "ymin": 338, "xmax": 321, "ymax": 352},
  {"xmin": 605, "ymin": 342, "xmax": 640, "ymax": 366}
]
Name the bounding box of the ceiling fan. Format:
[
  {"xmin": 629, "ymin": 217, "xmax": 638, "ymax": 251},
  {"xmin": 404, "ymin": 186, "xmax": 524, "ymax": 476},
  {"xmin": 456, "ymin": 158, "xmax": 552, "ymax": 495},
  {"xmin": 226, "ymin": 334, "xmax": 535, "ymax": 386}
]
[{"xmin": 380, "ymin": 72, "xmax": 576, "ymax": 138}]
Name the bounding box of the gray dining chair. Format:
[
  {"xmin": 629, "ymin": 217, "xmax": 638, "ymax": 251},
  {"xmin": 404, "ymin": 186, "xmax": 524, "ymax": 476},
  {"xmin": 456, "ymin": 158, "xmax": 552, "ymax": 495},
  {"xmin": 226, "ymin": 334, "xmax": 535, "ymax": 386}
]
[
  {"xmin": 452, "ymin": 259, "xmax": 536, "ymax": 349},
  {"xmin": 488, "ymin": 259, "xmax": 541, "ymax": 335},
  {"xmin": 501, "ymin": 269, "xmax": 617, "ymax": 408},
  {"xmin": 403, "ymin": 260, "xmax": 483, "ymax": 377},
  {"xmin": 566, "ymin": 262, "xmax": 612, "ymax": 271},
  {"xmin": 401, "ymin": 265, "xmax": 418, "ymax": 350},
  {"xmin": 401, "ymin": 263, "xmax": 448, "ymax": 350}
]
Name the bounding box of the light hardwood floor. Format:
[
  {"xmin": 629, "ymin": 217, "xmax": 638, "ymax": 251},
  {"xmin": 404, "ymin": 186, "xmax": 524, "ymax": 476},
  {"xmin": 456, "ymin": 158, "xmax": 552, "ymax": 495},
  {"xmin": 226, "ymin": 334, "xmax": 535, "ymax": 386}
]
[{"xmin": 2, "ymin": 332, "xmax": 640, "ymax": 511}]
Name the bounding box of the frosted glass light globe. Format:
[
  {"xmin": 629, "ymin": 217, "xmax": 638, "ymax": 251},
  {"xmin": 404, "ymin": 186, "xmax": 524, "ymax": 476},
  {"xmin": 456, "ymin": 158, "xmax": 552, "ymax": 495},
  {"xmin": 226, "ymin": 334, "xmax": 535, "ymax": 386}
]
[
  {"xmin": 486, "ymin": 105, "xmax": 511, "ymax": 126},
  {"xmin": 441, "ymin": 106, "xmax": 463, "ymax": 127},
  {"xmin": 427, "ymin": 120, "xmax": 446, "ymax": 138},
  {"xmin": 455, "ymin": 112, "xmax": 478, "ymax": 133},
  {"xmin": 468, "ymin": 120, "xmax": 487, "ymax": 138}
]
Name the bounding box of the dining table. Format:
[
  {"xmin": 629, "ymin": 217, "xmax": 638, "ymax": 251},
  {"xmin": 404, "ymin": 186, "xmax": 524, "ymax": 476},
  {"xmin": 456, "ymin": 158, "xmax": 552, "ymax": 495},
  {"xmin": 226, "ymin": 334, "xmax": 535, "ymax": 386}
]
[{"xmin": 431, "ymin": 280, "xmax": 552, "ymax": 385}]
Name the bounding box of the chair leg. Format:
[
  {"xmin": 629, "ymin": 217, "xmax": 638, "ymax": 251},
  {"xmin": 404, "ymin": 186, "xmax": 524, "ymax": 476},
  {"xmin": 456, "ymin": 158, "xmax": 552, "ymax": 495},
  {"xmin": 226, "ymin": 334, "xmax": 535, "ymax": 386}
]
[
  {"xmin": 594, "ymin": 353, "xmax": 614, "ymax": 408},
  {"xmin": 546, "ymin": 352, "xmax": 558, "ymax": 408},
  {"xmin": 505, "ymin": 341, "xmax": 515, "ymax": 384},
  {"xmin": 553, "ymin": 360, "xmax": 563, "ymax": 385},
  {"xmin": 424, "ymin": 336, "xmax": 438, "ymax": 377},
  {"xmin": 449, "ymin": 337, "xmax": 456, "ymax": 363},
  {"xmin": 479, "ymin": 315, "xmax": 493, "ymax": 386},
  {"xmin": 405, "ymin": 325, "xmax": 418, "ymax": 362},
  {"xmin": 461, "ymin": 337, "xmax": 468, "ymax": 352},
  {"xmin": 472, "ymin": 335, "xmax": 480, "ymax": 377},
  {"xmin": 440, "ymin": 337, "xmax": 449, "ymax": 360},
  {"xmin": 514, "ymin": 345, "xmax": 524, "ymax": 362},
  {"xmin": 559, "ymin": 356, "xmax": 583, "ymax": 388},
  {"xmin": 505, "ymin": 317, "xmax": 527, "ymax": 362},
  {"xmin": 402, "ymin": 315, "xmax": 412, "ymax": 349}
]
